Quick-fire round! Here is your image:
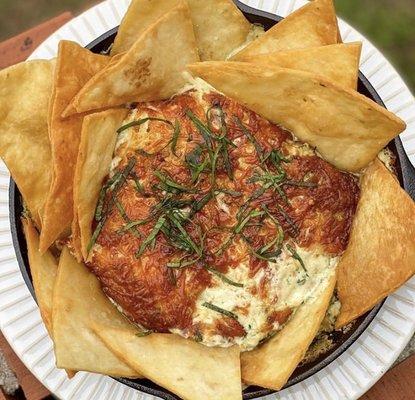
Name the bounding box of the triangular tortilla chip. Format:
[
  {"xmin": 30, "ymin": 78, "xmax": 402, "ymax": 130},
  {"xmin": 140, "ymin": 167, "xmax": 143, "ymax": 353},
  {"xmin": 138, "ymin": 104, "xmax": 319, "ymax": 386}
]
[
  {"xmin": 39, "ymin": 41, "xmax": 110, "ymax": 253},
  {"xmin": 241, "ymin": 270, "xmax": 336, "ymax": 390},
  {"xmin": 232, "ymin": 0, "xmax": 339, "ymax": 60},
  {"xmin": 111, "ymin": 0, "xmax": 250, "ymax": 61},
  {"xmin": 52, "ymin": 247, "xmax": 139, "ymax": 376},
  {"xmin": 188, "ymin": 62, "xmax": 405, "ymax": 172},
  {"xmin": 0, "ymin": 60, "xmax": 55, "ymax": 227},
  {"xmin": 72, "ymin": 109, "xmax": 127, "ymax": 261},
  {"xmin": 23, "ymin": 220, "xmax": 76, "ymax": 378},
  {"xmin": 92, "ymin": 323, "xmax": 242, "ymax": 400},
  {"xmin": 237, "ymin": 42, "xmax": 362, "ymax": 90},
  {"xmin": 64, "ymin": 1, "xmax": 199, "ymax": 116},
  {"xmin": 336, "ymin": 160, "xmax": 415, "ymax": 328},
  {"xmin": 22, "ymin": 218, "xmax": 57, "ymax": 335}
]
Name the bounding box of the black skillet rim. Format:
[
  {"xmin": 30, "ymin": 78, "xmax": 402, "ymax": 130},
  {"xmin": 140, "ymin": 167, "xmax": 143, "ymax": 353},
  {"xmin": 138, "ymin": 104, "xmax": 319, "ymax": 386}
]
[{"xmin": 9, "ymin": 2, "xmax": 415, "ymax": 400}]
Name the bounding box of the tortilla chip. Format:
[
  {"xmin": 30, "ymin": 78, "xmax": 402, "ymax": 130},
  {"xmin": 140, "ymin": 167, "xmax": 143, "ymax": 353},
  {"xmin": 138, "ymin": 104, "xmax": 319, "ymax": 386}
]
[
  {"xmin": 23, "ymin": 219, "xmax": 76, "ymax": 378},
  {"xmin": 92, "ymin": 323, "xmax": 242, "ymax": 400},
  {"xmin": 64, "ymin": 1, "xmax": 199, "ymax": 116},
  {"xmin": 237, "ymin": 42, "xmax": 362, "ymax": 90},
  {"xmin": 336, "ymin": 160, "xmax": 415, "ymax": 328},
  {"xmin": 232, "ymin": 0, "xmax": 339, "ymax": 60},
  {"xmin": 72, "ymin": 109, "xmax": 127, "ymax": 261},
  {"xmin": 0, "ymin": 60, "xmax": 55, "ymax": 227},
  {"xmin": 241, "ymin": 270, "xmax": 336, "ymax": 390},
  {"xmin": 52, "ymin": 247, "xmax": 139, "ymax": 377},
  {"xmin": 39, "ymin": 41, "xmax": 110, "ymax": 253},
  {"xmin": 112, "ymin": 0, "xmax": 250, "ymax": 61},
  {"xmin": 188, "ymin": 62, "xmax": 406, "ymax": 172},
  {"xmin": 22, "ymin": 218, "xmax": 57, "ymax": 335}
]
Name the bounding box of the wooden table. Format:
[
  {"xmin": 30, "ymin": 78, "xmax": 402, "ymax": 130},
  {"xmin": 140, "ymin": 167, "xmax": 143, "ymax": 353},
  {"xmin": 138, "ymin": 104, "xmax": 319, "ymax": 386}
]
[{"xmin": 0, "ymin": 13, "xmax": 414, "ymax": 400}]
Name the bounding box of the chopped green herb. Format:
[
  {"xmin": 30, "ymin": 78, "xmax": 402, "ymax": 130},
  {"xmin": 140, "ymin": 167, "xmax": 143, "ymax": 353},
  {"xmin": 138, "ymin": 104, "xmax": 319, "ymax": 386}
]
[
  {"xmin": 117, "ymin": 117, "xmax": 173, "ymax": 134},
  {"xmin": 136, "ymin": 216, "xmax": 166, "ymax": 257},
  {"xmin": 154, "ymin": 170, "xmax": 195, "ymax": 193},
  {"xmin": 167, "ymin": 213, "xmax": 202, "ymax": 256},
  {"xmin": 204, "ymin": 265, "xmax": 244, "ymax": 288},
  {"xmin": 87, "ymin": 219, "xmax": 106, "ymax": 253},
  {"xmin": 114, "ymin": 198, "xmax": 141, "ymax": 238},
  {"xmin": 235, "ymin": 117, "xmax": 264, "ymax": 161},
  {"xmin": 118, "ymin": 218, "xmax": 151, "ymax": 234},
  {"xmin": 186, "ymin": 110, "xmax": 214, "ymax": 152},
  {"xmin": 283, "ymin": 180, "xmax": 317, "ymax": 188},
  {"xmin": 167, "ymin": 256, "xmax": 201, "ymax": 269},
  {"xmin": 287, "ymin": 244, "xmax": 308, "ymax": 276},
  {"xmin": 170, "ymin": 120, "xmax": 180, "ymax": 156},
  {"xmin": 276, "ymin": 205, "xmax": 300, "ymax": 237},
  {"xmin": 189, "ymin": 192, "xmax": 213, "ymax": 217},
  {"xmin": 202, "ymin": 302, "xmax": 239, "ymax": 321},
  {"xmin": 234, "ymin": 210, "xmax": 264, "ymax": 234},
  {"xmin": 129, "ymin": 172, "xmax": 145, "ymax": 194}
]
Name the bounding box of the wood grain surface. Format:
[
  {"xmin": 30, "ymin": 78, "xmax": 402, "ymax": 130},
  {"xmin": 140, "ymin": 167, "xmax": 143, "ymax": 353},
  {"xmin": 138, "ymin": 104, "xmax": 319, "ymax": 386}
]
[{"xmin": 0, "ymin": 10, "xmax": 414, "ymax": 400}]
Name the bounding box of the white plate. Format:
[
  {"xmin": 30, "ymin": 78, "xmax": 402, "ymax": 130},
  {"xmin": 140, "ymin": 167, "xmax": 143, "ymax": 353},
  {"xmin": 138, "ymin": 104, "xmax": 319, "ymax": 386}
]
[{"xmin": 0, "ymin": 0, "xmax": 413, "ymax": 399}]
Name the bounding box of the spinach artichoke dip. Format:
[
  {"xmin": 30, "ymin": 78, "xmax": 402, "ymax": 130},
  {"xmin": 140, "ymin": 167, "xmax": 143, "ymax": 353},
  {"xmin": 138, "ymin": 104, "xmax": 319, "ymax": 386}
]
[{"xmin": 87, "ymin": 80, "xmax": 359, "ymax": 351}]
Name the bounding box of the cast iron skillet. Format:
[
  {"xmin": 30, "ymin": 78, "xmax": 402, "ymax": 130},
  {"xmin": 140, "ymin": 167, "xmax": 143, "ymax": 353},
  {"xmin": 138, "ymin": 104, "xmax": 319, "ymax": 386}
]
[{"xmin": 9, "ymin": 1, "xmax": 415, "ymax": 400}]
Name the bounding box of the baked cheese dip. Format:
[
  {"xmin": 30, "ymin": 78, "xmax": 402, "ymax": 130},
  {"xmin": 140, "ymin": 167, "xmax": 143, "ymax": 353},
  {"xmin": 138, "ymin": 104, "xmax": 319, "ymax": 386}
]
[{"xmin": 88, "ymin": 81, "xmax": 359, "ymax": 351}]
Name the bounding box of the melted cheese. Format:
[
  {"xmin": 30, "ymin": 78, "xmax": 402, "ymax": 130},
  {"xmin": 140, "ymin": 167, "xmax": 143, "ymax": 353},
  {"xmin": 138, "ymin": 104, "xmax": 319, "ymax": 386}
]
[{"xmin": 106, "ymin": 84, "xmax": 343, "ymax": 350}]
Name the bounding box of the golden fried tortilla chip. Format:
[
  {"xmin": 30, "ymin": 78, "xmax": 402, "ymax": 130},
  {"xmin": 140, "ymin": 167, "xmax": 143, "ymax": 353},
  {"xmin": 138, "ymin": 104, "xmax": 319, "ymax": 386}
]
[
  {"xmin": 93, "ymin": 323, "xmax": 242, "ymax": 400},
  {"xmin": 0, "ymin": 60, "xmax": 55, "ymax": 227},
  {"xmin": 52, "ymin": 247, "xmax": 139, "ymax": 377},
  {"xmin": 22, "ymin": 218, "xmax": 57, "ymax": 335},
  {"xmin": 39, "ymin": 41, "xmax": 110, "ymax": 253},
  {"xmin": 23, "ymin": 220, "xmax": 77, "ymax": 378},
  {"xmin": 238, "ymin": 42, "xmax": 362, "ymax": 90},
  {"xmin": 188, "ymin": 62, "xmax": 405, "ymax": 172},
  {"xmin": 336, "ymin": 160, "xmax": 415, "ymax": 328},
  {"xmin": 64, "ymin": 2, "xmax": 199, "ymax": 116},
  {"xmin": 241, "ymin": 270, "xmax": 336, "ymax": 389},
  {"xmin": 232, "ymin": 0, "xmax": 339, "ymax": 60},
  {"xmin": 112, "ymin": 0, "xmax": 250, "ymax": 61},
  {"xmin": 72, "ymin": 109, "xmax": 127, "ymax": 261}
]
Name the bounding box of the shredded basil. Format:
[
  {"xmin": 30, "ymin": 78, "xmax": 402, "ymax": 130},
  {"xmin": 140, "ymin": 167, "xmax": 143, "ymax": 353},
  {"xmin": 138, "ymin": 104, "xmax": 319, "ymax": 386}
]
[{"xmin": 202, "ymin": 302, "xmax": 239, "ymax": 321}]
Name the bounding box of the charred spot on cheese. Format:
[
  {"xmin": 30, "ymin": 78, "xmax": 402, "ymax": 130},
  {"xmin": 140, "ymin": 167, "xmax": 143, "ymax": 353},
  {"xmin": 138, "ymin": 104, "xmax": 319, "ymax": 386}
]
[{"xmin": 87, "ymin": 84, "xmax": 359, "ymax": 350}]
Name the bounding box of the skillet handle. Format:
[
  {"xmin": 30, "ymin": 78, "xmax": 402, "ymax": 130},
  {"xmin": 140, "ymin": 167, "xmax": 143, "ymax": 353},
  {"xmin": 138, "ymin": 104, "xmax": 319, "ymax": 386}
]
[{"xmin": 395, "ymin": 137, "xmax": 415, "ymax": 201}]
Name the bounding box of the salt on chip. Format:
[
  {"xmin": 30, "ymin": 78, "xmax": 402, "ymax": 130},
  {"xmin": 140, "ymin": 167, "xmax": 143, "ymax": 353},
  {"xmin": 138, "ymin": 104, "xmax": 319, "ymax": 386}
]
[
  {"xmin": 92, "ymin": 322, "xmax": 242, "ymax": 400},
  {"xmin": 63, "ymin": 1, "xmax": 199, "ymax": 116},
  {"xmin": 52, "ymin": 247, "xmax": 139, "ymax": 377},
  {"xmin": 232, "ymin": 0, "xmax": 339, "ymax": 60},
  {"xmin": 237, "ymin": 42, "xmax": 362, "ymax": 90},
  {"xmin": 188, "ymin": 61, "xmax": 405, "ymax": 172},
  {"xmin": 39, "ymin": 41, "xmax": 110, "ymax": 253},
  {"xmin": 73, "ymin": 109, "xmax": 128, "ymax": 261},
  {"xmin": 241, "ymin": 271, "xmax": 336, "ymax": 389},
  {"xmin": 0, "ymin": 60, "xmax": 55, "ymax": 227},
  {"xmin": 111, "ymin": 0, "xmax": 250, "ymax": 61},
  {"xmin": 336, "ymin": 160, "xmax": 415, "ymax": 328}
]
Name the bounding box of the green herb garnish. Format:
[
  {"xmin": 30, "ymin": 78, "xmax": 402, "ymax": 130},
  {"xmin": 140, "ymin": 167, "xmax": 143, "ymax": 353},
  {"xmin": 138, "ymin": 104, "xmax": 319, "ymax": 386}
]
[
  {"xmin": 202, "ymin": 302, "xmax": 239, "ymax": 321},
  {"xmin": 276, "ymin": 205, "xmax": 300, "ymax": 237},
  {"xmin": 204, "ymin": 265, "xmax": 244, "ymax": 288},
  {"xmin": 87, "ymin": 219, "xmax": 106, "ymax": 253},
  {"xmin": 235, "ymin": 117, "xmax": 264, "ymax": 161},
  {"xmin": 154, "ymin": 170, "xmax": 195, "ymax": 193},
  {"xmin": 287, "ymin": 244, "xmax": 308, "ymax": 276},
  {"xmin": 117, "ymin": 117, "xmax": 173, "ymax": 134},
  {"xmin": 170, "ymin": 120, "xmax": 180, "ymax": 156},
  {"xmin": 136, "ymin": 216, "xmax": 166, "ymax": 257}
]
